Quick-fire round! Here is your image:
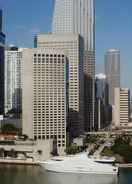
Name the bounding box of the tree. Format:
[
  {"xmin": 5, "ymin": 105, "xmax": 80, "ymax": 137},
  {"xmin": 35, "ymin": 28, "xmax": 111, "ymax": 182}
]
[
  {"xmin": 111, "ymin": 136, "xmax": 132, "ymax": 163},
  {"xmin": 101, "ymin": 147, "xmax": 113, "ymax": 157},
  {"xmin": 84, "ymin": 135, "xmax": 98, "ymax": 144},
  {"xmin": 65, "ymin": 145, "xmax": 79, "ymax": 155},
  {"xmin": 1, "ymin": 124, "xmax": 19, "ymax": 134}
]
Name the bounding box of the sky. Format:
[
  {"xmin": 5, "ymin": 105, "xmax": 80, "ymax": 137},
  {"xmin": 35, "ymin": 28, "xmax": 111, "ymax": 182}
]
[{"xmin": 1, "ymin": 0, "xmax": 132, "ymax": 91}]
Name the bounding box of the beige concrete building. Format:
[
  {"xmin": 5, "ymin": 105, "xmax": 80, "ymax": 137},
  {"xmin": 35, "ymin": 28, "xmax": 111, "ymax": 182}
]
[
  {"xmin": 52, "ymin": 0, "xmax": 95, "ymax": 131},
  {"xmin": 35, "ymin": 33, "xmax": 84, "ymax": 137},
  {"xmin": 113, "ymin": 88, "xmax": 130, "ymax": 127},
  {"xmin": 0, "ymin": 139, "xmax": 53, "ymax": 161},
  {"xmin": 22, "ymin": 48, "xmax": 68, "ymax": 155}
]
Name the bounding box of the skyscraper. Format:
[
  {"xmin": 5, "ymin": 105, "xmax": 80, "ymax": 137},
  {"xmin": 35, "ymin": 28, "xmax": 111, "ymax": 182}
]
[
  {"xmin": 95, "ymin": 73, "xmax": 106, "ymax": 103},
  {"xmin": 5, "ymin": 46, "xmax": 22, "ymax": 116},
  {"xmin": 52, "ymin": 0, "xmax": 95, "ymax": 131},
  {"xmin": 52, "ymin": 0, "xmax": 95, "ymax": 51},
  {"xmin": 0, "ymin": 9, "xmax": 5, "ymax": 114},
  {"xmin": 36, "ymin": 33, "xmax": 84, "ymax": 137},
  {"xmin": 95, "ymin": 74, "xmax": 112, "ymax": 130},
  {"xmin": 22, "ymin": 48, "xmax": 68, "ymax": 155},
  {"xmin": 105, "ymin": 49, "xmax": 120, "ymax": 105},
  {"xmin": 0, "ymin": 10, "xmax": 2, "ymax": 33},
  {"xmin": 0, "ymin": 10, "xmax": 5, "ymax": 46}
]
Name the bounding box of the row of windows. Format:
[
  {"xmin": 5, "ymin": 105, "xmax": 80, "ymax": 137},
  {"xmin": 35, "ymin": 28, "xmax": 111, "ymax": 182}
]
[
  {"xmin": 34, "ymin": 133, "xmax": 65, "ymax": 138},
  {"xmin": 33, "ymin": 126, "xmax": 65, "ymax": 128},
  {"xmin": 33, "ymin": 119, "xmax": 65, "ymax": 121},
  {"xmin": 34, "ymin": 54, "xmax": 65, "ymax": 58}
]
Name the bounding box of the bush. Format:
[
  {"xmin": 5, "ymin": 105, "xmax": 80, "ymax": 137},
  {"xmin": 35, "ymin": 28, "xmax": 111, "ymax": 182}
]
[
  {"xmin": 101, "ymin": 147, "xmax": 113, "ymax": 157},
  {"xmin": 111, "ymin": 136, "xmax": 132, "ymax": 163},
  {"xmin": 1, "ymin": 124, "xmax": 19, "ymax": 134}
]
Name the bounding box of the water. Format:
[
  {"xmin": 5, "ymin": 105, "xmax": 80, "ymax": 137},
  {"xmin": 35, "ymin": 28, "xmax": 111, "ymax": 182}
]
[{"xmin": 0, "ymin": 165, "xmax": 131, "ymax": 184}]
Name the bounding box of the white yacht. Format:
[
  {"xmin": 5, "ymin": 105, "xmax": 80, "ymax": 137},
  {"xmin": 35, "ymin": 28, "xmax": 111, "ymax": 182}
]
[{"xmin": 40, "ymin": 153, "xmax": 118, "ymax": 175}]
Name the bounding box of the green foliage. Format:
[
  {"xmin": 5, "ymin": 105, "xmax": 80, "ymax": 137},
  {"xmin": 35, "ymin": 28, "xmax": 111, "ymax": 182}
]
[
  {"xmin": 1, "ymin": 124, "xmax": 19, "ymax": 134},
  {"xmin": 111, "ymin": 135, "xmax": 132, "ymax": 163},
  {"xmin": 84, "ymin": 135, "xmax": 98, "ymax": 144},
  {"xmin": 114, "ymin": 135, "xmax": 131, "ymax": 146},
  {"xmin": 101, "ymin": 147, "xmax": 113, "ymax": 157},
  {"xmin": 65, "ymin": 145, "xmax": 80, "ymax": 155}
]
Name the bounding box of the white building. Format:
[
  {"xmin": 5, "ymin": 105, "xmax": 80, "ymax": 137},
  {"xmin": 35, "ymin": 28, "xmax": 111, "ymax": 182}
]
[
  {"xmin": 52, "ymin": 0, "xmax": 95, "ymax": 131},
  {"xmin": 114, "ymin": 88, "xmax": 130, "ymax": 127},
  {"xmin": 36, "ymin": 33, "xmax": 84, "ymax": 137},
  {"xmin": 5, "ymin": 47, "xmax": 22, "ymax": 114},
  {"xmin": 22, "ymin": 48, "xmax": 68, "ymax": 155}
]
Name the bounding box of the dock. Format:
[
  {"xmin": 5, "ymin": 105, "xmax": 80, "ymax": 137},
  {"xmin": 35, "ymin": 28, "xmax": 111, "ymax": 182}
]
[
  {"xmin": 117, "ymin": 164, "xmax": 132, "ymax": 168},
  {"xmin": 0, "ymin": 158, "xmax": 39, "ymax": 165}
]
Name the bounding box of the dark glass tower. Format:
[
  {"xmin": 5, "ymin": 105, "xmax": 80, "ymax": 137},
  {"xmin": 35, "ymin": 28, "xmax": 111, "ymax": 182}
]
[{"xmin": 0, "ymin": 9, "xmax": 5, "ymax": 114}]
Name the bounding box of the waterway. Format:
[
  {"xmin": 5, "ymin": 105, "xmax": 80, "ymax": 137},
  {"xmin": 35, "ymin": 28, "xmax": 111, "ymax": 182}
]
[{"xmin": 0, "ymin": 165, "xmax": 131, "ymax": 184}]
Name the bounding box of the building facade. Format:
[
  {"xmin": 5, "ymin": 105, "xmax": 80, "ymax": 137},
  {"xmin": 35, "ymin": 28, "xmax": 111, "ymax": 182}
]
[
  {"xmin": 0, "ymin": 9, "xmax": 5, "ymax": 115},
  {"xmin": 105, "ymin": 49, "xmax": 120, "ymax": 106},
  {"xmin": 36, "ymin": 33, "xmax": 84, "ymax": 137},
  {"xmin": 52, "ymin": 0, "xmax": 95, "ymax": 50},
  {"xmin": 0, "ymin": 10, "xmax": 3, "ymax": 33},
  {"xmin": 114, "ymin": 88, "xmax": 130, "ymax": 127},
  {"xmin": 52, "ymin": 0, "xmax": 95, "ymax": 131},
  {"xmin": 22, "ymin": 48, "xmax": 68, "ymax": 155},
  {"xmin": 5, "ymin": 47, "xmax": 22, "ymax": 115},
  {"xmin": 95, "ymin": 73, "xmax": 112, "ymax": 130}
]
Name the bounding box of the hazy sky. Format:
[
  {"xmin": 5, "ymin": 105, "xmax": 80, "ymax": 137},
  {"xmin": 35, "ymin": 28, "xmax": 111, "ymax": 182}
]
[{"xmin": 1, "ymin": 0, "xmax": 132, "ymax": 91}]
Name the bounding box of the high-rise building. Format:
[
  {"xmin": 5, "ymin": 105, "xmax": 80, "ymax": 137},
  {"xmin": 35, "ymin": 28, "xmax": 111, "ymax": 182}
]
[
  {"xmin": 36, "ymin": 33, "xmax": 84, "ymax": 137},
  {"xmin": 95, "ymin": 73, "xmax": 112, "ymax": 130},
  {"xmin": 114, "ymin": 88, "xmax": 130, "ymax": 127},
  {"xmin": 105, "ymin": 49, "xmax": 120, "ymax": 105},
  {"xmin": 22, "ymin": 48, "xmax": 68, "ymax": 155},
  {"xmin": 52, "ymin": 0, "xmax": 95, "ymax": 51},
  {"xmin": 95, "ymin": 73, "xmax": 106, "ymax": 102},
  {"xmin": 52, "ymin": 0, "xmax": 95, "ymax": 131},
  {"xmin": 0, "ymin": 10, "xmax": 2, "ymax": 33},
  {"xmin": 0, "ymin": 9, "xmax": 5, "ymax": 49},
  {"xmin": 5, "ymin": 46, "xmax": 22, "ymax": 116},
  {"xmin": 0, "ymin": 9, "xmax": 5, "ymax": 114}
]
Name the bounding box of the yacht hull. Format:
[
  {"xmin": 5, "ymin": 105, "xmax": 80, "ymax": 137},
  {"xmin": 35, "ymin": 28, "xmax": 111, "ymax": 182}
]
[
  {"xmin": 40, "ymin": 163, "xmax": 118, "ymax": 175},
  {"xmin": 40, "ymin": 153, "xmax": 118, "ymax": 176}
]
